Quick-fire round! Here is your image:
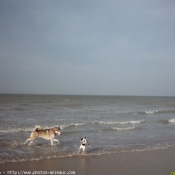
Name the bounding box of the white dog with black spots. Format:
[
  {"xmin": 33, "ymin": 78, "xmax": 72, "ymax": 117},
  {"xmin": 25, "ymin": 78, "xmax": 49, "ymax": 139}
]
[{"xmin": 78, "ymin": 137, "xmax": 89, "ymax": 154}]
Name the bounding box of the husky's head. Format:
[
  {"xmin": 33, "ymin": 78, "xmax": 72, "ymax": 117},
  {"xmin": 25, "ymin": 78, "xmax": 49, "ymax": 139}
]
[{"xmin": 54, "ymin": 126, "xmax": 61, "ymax": 135}]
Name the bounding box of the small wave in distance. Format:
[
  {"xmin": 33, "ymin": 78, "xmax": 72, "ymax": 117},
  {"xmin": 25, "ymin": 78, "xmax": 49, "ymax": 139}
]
[
  {"xmin": 111, "ymin": 127, "xmax": 135, "ymax": 131},
  {"xmin": 91, "ymin": 120, "xmax": 144, "ymax": 125},
  {"xmin": 159, "ymin": 119, "xmax": 175, "ymax": 124}
]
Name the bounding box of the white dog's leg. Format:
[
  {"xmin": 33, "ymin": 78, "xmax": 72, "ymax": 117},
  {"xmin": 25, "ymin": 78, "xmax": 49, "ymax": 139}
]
[
  {"xmin": 82, "ymin": 146, "xmax": 86, "ymax": 155},
  {"xmin": 78, "ymin": 145, "xmax": 86, "ymax": 155},
  {"xmin": 77, "ymin": 148, "xmax": 81, "ymax": 154},
  {"xmin": 78, "ymin": 145, "xmax": 82, "ymax": 154}
]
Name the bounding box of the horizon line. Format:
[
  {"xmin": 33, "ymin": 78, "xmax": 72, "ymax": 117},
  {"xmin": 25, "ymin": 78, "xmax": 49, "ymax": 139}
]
[{"xmin": 0, "ymin": 93, "xmax": 174, "ymax": 98}]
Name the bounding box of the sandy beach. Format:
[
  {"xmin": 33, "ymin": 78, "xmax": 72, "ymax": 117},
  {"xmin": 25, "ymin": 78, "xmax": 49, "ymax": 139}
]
[{"xmin": 1, "ymin": 145, "xmax": 175, "ymax": 175}]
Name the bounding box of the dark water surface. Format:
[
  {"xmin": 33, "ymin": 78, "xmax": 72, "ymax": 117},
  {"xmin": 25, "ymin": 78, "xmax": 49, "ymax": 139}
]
[{"xmin": 1, "ymin": 94, "xmax": 175, "ymax": 163}]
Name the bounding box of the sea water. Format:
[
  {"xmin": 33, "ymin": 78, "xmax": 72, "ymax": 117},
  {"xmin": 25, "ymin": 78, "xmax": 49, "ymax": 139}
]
[{"xmin": 0, "ymin": 94, "xmax": 175, "ymax": 163}]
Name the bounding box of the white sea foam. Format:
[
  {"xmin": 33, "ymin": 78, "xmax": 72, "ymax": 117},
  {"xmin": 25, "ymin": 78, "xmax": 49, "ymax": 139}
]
[
  {"xmin": 112, "ymin": 127, "xmax": 135, "ymax": 131},
  {"xmin": 0, "ymin": 127, "xmax": 34, "ymax": 133},
  {"xmin": 61, "ymin": 123, "xmax": 86, "ymax": 129},
  {"xmin": 168, "ymin": 119, "xmax": 175, "ymax": 123},
  {"xmin": 138, "ymin": 110, "xmax": 175, "ymax": 115},
  {"xmin": 118, "ymin": 120, "xmax": 144, "ymax": 124},
  {"xmin": 139, "ymin": 110, "xmax": 159, "ymax": 114},
  {"xmin": 145, "ymin": 110, "xmax": 157, "ymax": 114},
  {"xmin": 159, "ymin": 118, "xmax": 175, "ymax": 124},
  {"xmin": 92, "ymin": 120, "xmax": 144, "ymax": 125}
]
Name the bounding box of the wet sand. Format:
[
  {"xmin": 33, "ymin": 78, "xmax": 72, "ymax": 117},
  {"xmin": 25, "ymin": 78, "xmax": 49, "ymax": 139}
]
[{"xmin": 1, "ymin": 146, "xmax": 175, "ymax": 175}]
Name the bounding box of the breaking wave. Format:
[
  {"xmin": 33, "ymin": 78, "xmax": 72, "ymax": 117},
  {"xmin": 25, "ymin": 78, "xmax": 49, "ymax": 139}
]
[
  {"xmin": 91, "ymin": 120, "xmax": 144, "ymax": 125},
  {"xmin": 111, "ymin": 127, "xmax": 135, "ymax": 131},
  {"xmin": 159, "ymin": 119, "xmax": 175, "ymax": 124},
  {"xmin": 132, "ymin": 109, "xmax": 175, "ymax": 115},
  {"xmin": 60, "ymin": 123, "xmax": 86, "ymax": 129},
  {"xmin": 0, "ymin": 120, "xmax": 144, "ymax": 133},
  {"xmin": 169, "ymin": 119, "xmax": 175, "ymax": 123},
  {"xmin": 0, "ymin": 127, "xmax": 34, "ymax": 133}
]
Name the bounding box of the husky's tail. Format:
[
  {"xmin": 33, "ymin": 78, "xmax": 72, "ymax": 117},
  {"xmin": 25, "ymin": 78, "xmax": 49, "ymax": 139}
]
[{"xmin": 35, "ymin": 125, "xmax": 43, "ymax": 131}]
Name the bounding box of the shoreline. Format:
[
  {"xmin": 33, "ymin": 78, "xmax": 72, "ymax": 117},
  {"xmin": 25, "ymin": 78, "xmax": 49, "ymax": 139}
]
[{"xmin": 1, "ymin": 146, "xmax": 175, "ymax": 175}]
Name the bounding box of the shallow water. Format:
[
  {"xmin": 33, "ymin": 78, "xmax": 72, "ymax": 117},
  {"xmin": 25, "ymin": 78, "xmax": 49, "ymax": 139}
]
[{"xmin": 0, "ymin": 95, "xmax": 175, "ymax": 163}]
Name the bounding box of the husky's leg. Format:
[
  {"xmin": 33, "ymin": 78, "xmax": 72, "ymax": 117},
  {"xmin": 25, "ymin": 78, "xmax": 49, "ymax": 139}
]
[
  {"xmin": 24, "ymin": 138, "xmax": 30, "ymax": 144},
  {"xmin": 50, "ymin": 139, "xmax": 53, "ymax": 146},
  {"xmin": 29, "ymin": 140, "xmax": 34, "ymax": 145},
  {"xmin": 24, "ymin": 131, "xmax": 37, "ymax": 145},
  {"xmin": 53, "ymin": 139, "xmax": 59, "ymax": 144},
  {"xmin": 24, "ymin": 138, "xmax": 32, "ymax": 144},
  {"xmin": 24, "ymin": 138, "xmax": 35, "ymax": 145}
]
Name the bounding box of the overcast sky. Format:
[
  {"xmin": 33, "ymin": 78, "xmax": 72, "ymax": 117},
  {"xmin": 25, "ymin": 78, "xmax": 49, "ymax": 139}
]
[{"xmin": 0, "ymin": 0, "xmax": 175, "ymax": 96}]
